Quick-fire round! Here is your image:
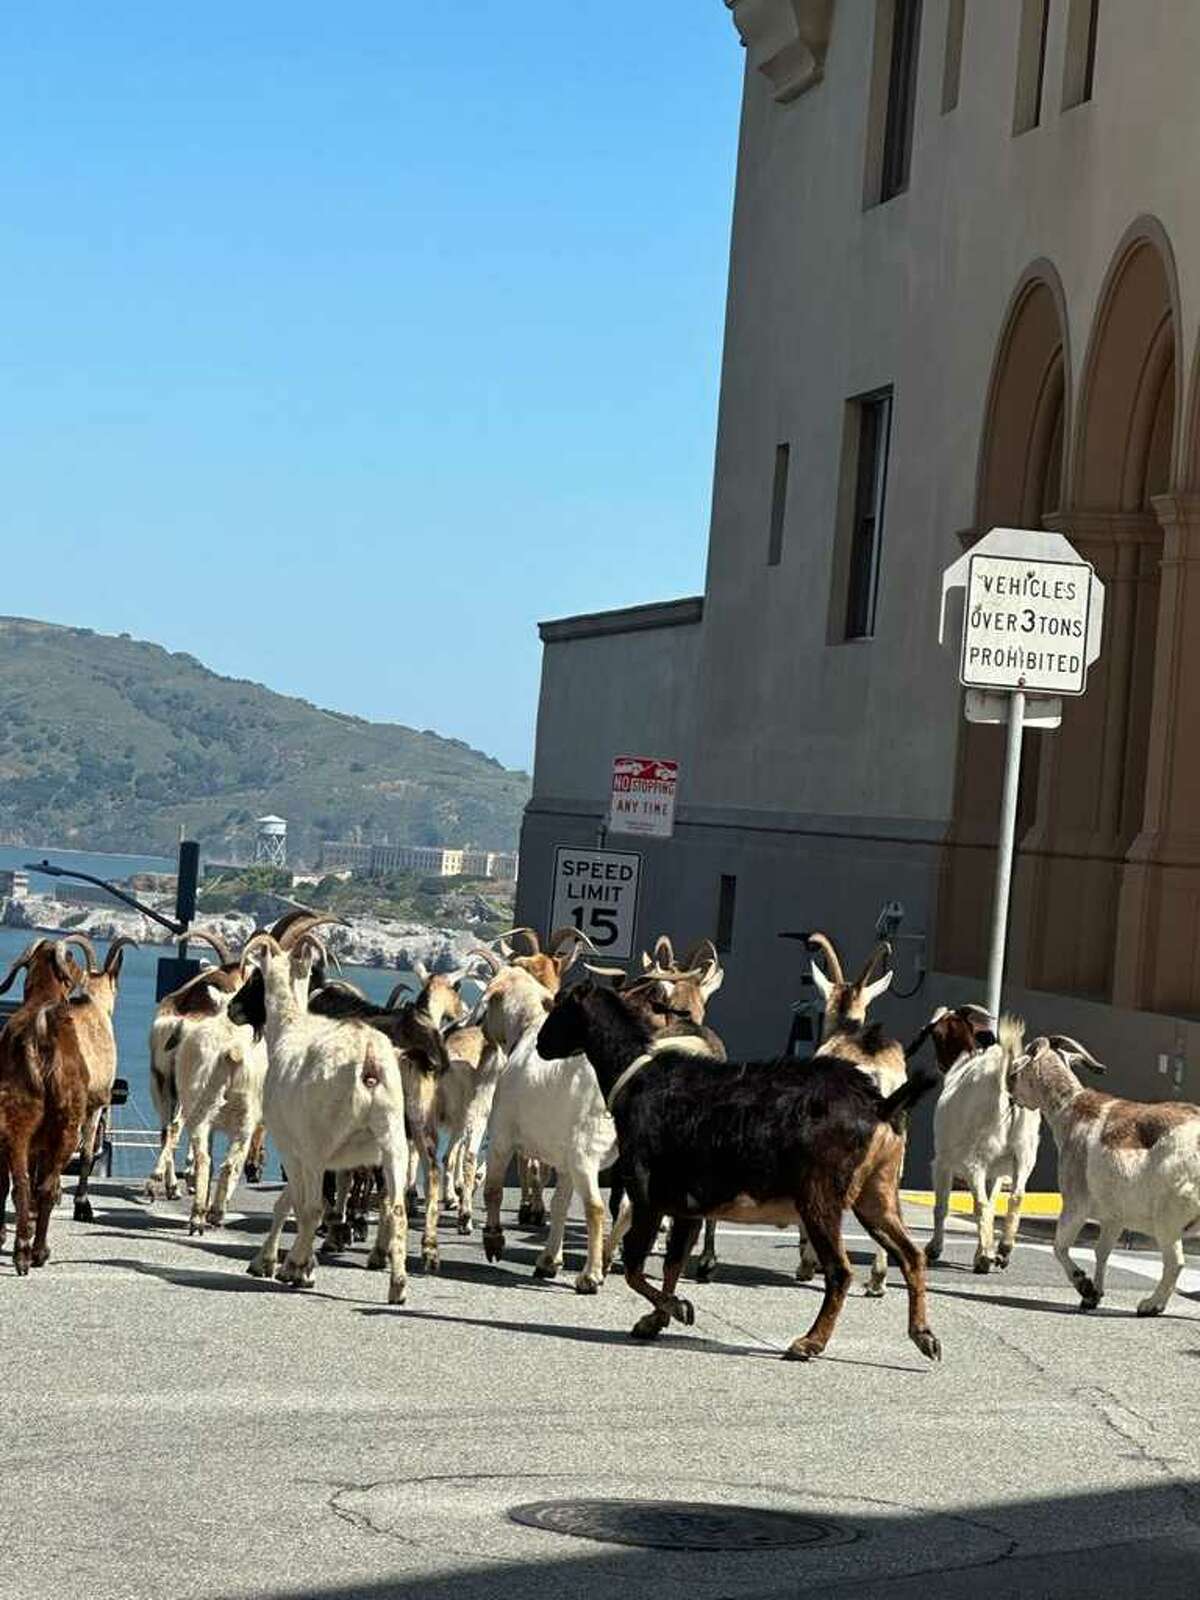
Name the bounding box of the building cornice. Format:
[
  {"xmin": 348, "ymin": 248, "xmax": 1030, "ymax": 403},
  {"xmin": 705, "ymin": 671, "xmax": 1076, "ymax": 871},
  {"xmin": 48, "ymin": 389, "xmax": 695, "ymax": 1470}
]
[
  {"xmin": 725, "ymin": 0, "xmax": 834, "ymax": 103},
  {"xmin": 538, "ymin": 596, "xmax": 704, "ymax": 645}
]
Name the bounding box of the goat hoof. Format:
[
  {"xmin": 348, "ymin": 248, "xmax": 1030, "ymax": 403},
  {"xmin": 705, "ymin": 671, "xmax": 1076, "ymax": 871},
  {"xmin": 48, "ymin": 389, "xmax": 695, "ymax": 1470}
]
[
  {"xmin": 14, "ymin": 1245, "xmax": 31, "ymax": 1276},
  {"xmin": 865, "ymin": 1278, "xmax": 886, "ymax": 1298},
  {"xmin": 164, "ymin": 1183, "xmax": 180, "ymax": 1202},
  {"xmin": 351, "ymin": 1218, "xmax": 369, "ymax": 1243},
  {"xmin": 323, "ymin": 1222, "xmax": 352, "ymax": 1253},
  {"xmin": 247, "ymin": 1255, "xmax": 274, "ymax": 1279},
  {"xmin": 457, "ymin": 1214, "xmax": 473, "ymax": 1236},
  {"xmin": 695, "ymin": 1254, "xmax": 717, "ymax": 1283},
  {"xmin": 1137, "ymin": 1298, "xmax": 1165, "ymax": 1318},
  {"xmin": 795, "ymin": 1260, "xmax": 818, "ymax": 1284},
  {"xmin": 533, "ymin": 1259, "xmax": 559, "ymax": 1280},
  {"xmin": 388, "ymin": 1279, "xmax": 407, "ymax": 1306},
  {"xmin": 143, "ymin": 1179, "xmax": 160, "ymax": 1202},
  {"xmin": 31, "ymin": 1245, "xmax": 50, "ymax": 1268},
  {"xmin": 244, "ymin": 1163, "xmax": 262, "ymax": 1185},
  {"xmin": 366, "ymin": 1248, "xmax": 387, "ymax": 1272},
  {"xmin": 188, "ymin": 1216, "xmax": 205, "ymax": 1238},
  {"xmin": 783, "ymin": 1336, "xmax": 823, "ymax": 1362},
  {"xmin": 669, "ymin": 1296, "xmax": 694, "ymax": 1326},
  {"xmin": 996, "ymin": 1248, "xmax": 1013, "ymax": 1269},
  {"xmin": 574, "ymin": 1271, "xmax": 602, "ymax": 1295},
  {"xmin": 73, "ymin": 1198, "xmax": 94, "ymax": 1223},
  {"xmin": 529, "ymin": 1205, "xmax": 546, "ymax": 1229},
  {"xmin": 972, "ymin": 1256, "xmax": 993, "ymax": 1275},
  {"xmin": 205, "ymin": 1209, "xmax": 225, "ymax": 1230},
  {"xmin": 631, "ymin": 1310, "xmax": 669, "ymax": 1341},
  {"xmin": 924, "ymin": 1244, "xmax": 942, "ymax": 1266},
  {"xmin": 483, "ymin": 1228, "xmax": 505, "ymax": 1263},
  {"xmin": 422, "ymin": 1249, "xmax": 439, "ymax": 1274},
  {"xmin": 516, "ymin": 1203, "xmax": 532, "ymax": 1226},
  {"xmin": 912, "ymin": 1327, "xmax": 942, "ymax": 1361}
]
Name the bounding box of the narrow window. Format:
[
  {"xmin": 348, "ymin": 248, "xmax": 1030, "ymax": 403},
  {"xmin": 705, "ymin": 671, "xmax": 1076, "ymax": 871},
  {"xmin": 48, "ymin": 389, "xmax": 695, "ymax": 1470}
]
[
  {"xmin": 1063, "ymin": 0, "xmax": 1099, "ymax": 109},
  {"xmin": 880, "ymin": 0, "xmax": 923, "ymax": 201},
  {"xmin": 767, "ymin": 442, "xmax": 790, "ymax": 567},
  {"xmin": 941, "ymin": 0, "xmax": 965, "ymax": 114},
  {"xmin": 716, "ymin": 875, "xmax": 737, "ymax": 953},
  {"xmin": 844, "ymin": 392, "xmax": 892, "ymax": 641},
  {"xmin": 1013, "ymin": 0, "xmax": 1051, "ymax": 134}
]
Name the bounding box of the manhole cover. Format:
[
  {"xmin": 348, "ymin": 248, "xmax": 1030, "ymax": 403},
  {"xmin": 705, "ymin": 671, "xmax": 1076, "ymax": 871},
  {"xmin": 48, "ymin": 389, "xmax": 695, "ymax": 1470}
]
[{"xmin": 507, "ymin": 1497, "xmax": 847, "ymax": 1552}]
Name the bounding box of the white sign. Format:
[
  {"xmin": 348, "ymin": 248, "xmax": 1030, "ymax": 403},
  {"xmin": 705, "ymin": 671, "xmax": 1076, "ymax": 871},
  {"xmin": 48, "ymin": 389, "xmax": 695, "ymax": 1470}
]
[
  {"xmin": 961, "ymin": 553, "xmax": 1094, "ymax": 694},
  {"xmin": 607, "ymin": 754, "xmax": 678, "ymax": 839},
  {"xmin": 940, "ymin": 527, "xmax": 1105, "ymax": 704},
  {"xmin": 550, "ymin": 847, "xmax": 642, "ymax": 959}
]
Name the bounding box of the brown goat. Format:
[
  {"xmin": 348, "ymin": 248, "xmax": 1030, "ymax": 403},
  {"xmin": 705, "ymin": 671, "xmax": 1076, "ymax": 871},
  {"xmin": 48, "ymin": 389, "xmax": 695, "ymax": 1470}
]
[
  {"xmin": 0, "ymin": 997, "xmax": 91, "ymax": 1273},
  {"xmin": 66, "ymin": 936, "xmax": 136, "ymax": 1222}
]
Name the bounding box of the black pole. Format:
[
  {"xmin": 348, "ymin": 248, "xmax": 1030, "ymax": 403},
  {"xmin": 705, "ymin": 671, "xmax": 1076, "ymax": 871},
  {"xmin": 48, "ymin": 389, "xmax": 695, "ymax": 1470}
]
[{"xmin": 175, "ymin": 840, "xmax": 199, "ymax": 957}]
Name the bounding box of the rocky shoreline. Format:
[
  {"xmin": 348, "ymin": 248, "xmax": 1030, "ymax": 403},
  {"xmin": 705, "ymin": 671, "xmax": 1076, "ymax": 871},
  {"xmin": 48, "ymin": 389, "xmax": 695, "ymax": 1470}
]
[{"xmin": 1, "ymin": 893, "xmax": 486, "ymax": 974}]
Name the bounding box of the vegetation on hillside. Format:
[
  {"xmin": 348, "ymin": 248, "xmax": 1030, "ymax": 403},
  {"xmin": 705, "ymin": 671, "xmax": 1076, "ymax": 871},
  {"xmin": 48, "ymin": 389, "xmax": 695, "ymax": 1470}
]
[
  {"xmin": 198, "ymin": 865, "xmax": 515, "ymax": 938},
  {"xmin": 0, "ymin": 617, "xmax": 529, "ymax": 863}
]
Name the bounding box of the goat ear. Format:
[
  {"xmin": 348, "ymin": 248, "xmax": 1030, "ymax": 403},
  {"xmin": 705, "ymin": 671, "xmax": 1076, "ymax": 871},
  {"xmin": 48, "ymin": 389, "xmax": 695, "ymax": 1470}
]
[
  {"xmin": 862, "ymin": 970, "xmax": 894, "ymax": 1005},
  {"xmin": 810, "ymin": 964, "xmax": 834, "ymax": 1002},
  {"xmin": 700, "ymin": 965, "xmax": 724, "ymax": 1001},
  {"xmin": 541, "ymin": 993, "xmax": 553, "ymax": 1015}
]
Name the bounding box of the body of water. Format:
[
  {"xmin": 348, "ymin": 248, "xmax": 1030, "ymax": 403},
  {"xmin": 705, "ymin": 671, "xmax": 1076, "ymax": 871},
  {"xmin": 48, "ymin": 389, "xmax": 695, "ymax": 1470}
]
[
  {"xmin": 0, "ymin": 925, "xmax": 415, "ymax": 1182},
  {"xmin": 0, "ymin": 843, "xmax": 176, "ymax": 883}
]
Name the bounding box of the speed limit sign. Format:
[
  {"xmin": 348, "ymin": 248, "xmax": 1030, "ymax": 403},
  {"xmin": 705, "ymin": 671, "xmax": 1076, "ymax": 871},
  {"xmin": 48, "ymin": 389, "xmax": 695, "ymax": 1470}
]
[{"xmin": 549, "ymin": 846, "xmax": 642, "ymax": 960}]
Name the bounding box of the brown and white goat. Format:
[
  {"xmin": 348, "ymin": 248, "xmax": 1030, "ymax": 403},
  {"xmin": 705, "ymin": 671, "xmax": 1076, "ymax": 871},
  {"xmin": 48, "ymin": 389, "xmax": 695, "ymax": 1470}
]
[
  {"xmin": 0, "ymin": 940, "xmax": 106, "ymax": 1273},
  {"xmin": 1009, "ymin": 1031, "xmax": 1200, "ymax": 1315},
  {"xmin": 60, "ymin": 934, "xmax": 136, "ymax": 1223},
  {"xmin": 800, "ymin": 934, "xmax": 906, "ymax": 1294}
]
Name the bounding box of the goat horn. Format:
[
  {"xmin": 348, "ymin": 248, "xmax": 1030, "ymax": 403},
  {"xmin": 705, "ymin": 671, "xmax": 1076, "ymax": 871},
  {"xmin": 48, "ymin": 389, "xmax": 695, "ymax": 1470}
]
[
  {"xmin": 547, "ymin": 926, "xmax": 595, "ymax": 956},
  {"xmin": 188, "ymin": 929, "xmax": 233, "ymax": 964},
  {"xmin": 61, "ymin": 933, "xmax": 100, "ymax": 974},
  {"xmin": 103, "ymin": 936, "xmax": 139, "ymax": 972},
  {"xmin": 493, "ymin": 926, "xmax": 541, "ymax": 955},
  {"xmin": 680, "ymin": 938, "xmax": 719, "ymax": 975},
  {"xmin": 960, "ymin": 1002, "xmax": 995, "ymax": 1024},
  {"xmin": 805, "ymin": 932, "xmax": 844, "ymax": 984},
  {"xmin": 1047, "ymin": 1033, "xmax": 1107, "ymax": 1074},
  {"xmin": 410, "ymin": 959, "xmax": 431, "ymax": 984},
  {"xmin": 584, "ymin": 963, "xmax": 628, "ymax": 979},
  {"xmin": 385, "ymin": 980, "xmax": 412, "ymax": 1009},
  {"xmin": 468, "ymin": 946, "xmax": 504, "ymax": 976},
  {"xmin": 0, "ymin": 942, "xmax": 41, "ymax": 996},
  {"xmin": 652, "ymin": 935, "xmax": 676, "ymax": 968},
  {"xmin": 855, "ymin": 940, "xmax": 893, "ymax": 988},
  {"xmin": 268, "ymin": 909, "xmax": 348, "ymax": 950},
  {"xmin": 240, "ymin": 931, "xmax": 281, "ymax": 972}
]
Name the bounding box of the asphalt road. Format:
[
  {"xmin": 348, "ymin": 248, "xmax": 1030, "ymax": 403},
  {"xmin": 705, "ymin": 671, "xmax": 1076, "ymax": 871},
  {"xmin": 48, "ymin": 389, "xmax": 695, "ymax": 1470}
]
[{"xmin": 2, "ymin": 1181, "xmax": 1199, "ymax": 1600}]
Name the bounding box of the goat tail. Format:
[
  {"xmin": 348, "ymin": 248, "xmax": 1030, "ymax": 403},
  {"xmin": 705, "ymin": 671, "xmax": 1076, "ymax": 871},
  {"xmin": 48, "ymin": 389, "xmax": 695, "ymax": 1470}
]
[
  {"xmin": 878, "ymin": 1062, "xmax": 940, "ymax": 1128},
  {"xmin": 997, "ymin": 1014, "xmax": 1026, "ymax": 1064},
  {"xmin": 360, "ymin": 1037, "xmax": 391, "ymax": 1092}
]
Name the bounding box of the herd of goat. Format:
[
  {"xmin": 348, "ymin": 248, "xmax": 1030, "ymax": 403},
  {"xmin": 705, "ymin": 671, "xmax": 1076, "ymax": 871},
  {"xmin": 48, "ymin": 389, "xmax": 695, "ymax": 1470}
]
[{"xmin": 2, "ymin": 909, "xmax": 1200, "ymax": 1363}]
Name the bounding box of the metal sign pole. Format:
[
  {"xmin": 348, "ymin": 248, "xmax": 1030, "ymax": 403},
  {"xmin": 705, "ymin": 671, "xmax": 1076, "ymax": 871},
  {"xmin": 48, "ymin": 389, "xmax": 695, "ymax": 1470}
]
[{"xmin": 986, "ymin": 689, "xmax": 1026, "ymax": 1021}]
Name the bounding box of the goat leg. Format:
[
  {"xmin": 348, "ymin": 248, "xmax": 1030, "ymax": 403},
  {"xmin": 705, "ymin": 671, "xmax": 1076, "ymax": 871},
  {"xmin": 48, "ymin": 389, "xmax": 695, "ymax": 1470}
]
[
  {"xmin": 783, "ymin": 1209, "xmax": 853, "ymax": 1361},
  {"xmin": 694, "ymin": 1219, "xmax": 719, "ymax": 1282},
  {"xmin": 9, "ymin": 1146, "xmax": 33, "ymax": 1276},
  {"xmin": 534, "ymin": 1178, "xmax": 572, "ymax": 1279},
  {"xmin": 853, "ymin": 1177, "xmax": 941, "ymax": 1362},
  {"xmin": 0, "ymin": 1151, "xmax": 9, "ymax": 1250},
  {"xmin": 73, "ymin": 1105, "xmax": 104, "ymax": 1223}
]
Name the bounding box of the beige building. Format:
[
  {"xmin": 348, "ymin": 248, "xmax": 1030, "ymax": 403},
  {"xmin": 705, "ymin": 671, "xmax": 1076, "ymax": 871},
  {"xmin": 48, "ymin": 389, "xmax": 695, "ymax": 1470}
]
[{"xmin": 518, "ymin": 0, "xmax": 1200, "ymax": 1103}]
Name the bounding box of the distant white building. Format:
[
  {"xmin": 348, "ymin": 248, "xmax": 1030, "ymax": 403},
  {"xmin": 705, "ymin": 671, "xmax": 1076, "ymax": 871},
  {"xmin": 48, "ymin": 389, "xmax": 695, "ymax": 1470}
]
[{"xmin": 318, "ymin": 841, "xmax": 516, "ymax": 880}]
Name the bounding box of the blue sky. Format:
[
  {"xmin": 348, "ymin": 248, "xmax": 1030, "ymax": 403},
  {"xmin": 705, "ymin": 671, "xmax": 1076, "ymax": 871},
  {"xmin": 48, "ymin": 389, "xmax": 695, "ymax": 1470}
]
[{"xmin": 0, "ymin": 4, "xmax": 741, "ymax": 770}]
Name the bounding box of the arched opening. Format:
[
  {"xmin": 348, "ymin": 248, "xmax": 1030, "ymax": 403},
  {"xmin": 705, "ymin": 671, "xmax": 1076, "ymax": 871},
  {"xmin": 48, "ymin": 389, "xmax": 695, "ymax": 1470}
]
[
  {"xmin": 1025, "ymin": 227, "xmax": 1177, "ymax": 998},
  {"xmin": 936, "ymin": 269, "xmax": 1068, "ymax": 979}
]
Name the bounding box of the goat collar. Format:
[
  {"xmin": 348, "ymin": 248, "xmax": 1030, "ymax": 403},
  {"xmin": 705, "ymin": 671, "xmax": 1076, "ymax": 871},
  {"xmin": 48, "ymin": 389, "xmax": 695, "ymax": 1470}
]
[{"xmin": 605, "ymin": 1032, "xmax": 714, "ymax": 1110}]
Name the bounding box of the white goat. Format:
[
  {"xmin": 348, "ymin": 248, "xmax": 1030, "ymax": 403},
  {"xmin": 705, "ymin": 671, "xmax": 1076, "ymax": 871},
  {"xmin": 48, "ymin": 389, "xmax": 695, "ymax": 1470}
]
[
  {"xmin": 915, "ymin": 1010, "xmax": 1040, "ymax": 1273},
  {"xmin": 231, "ymin": 936, "xmax": 419, "ymax": 1305},
  {"xmin": 480, "ymin": 963, "xmax": 616, "ymax": 1292},
  {"xmin": 1009, "ymin": 1031, "xmax": 1200, "ymax": 1316}
]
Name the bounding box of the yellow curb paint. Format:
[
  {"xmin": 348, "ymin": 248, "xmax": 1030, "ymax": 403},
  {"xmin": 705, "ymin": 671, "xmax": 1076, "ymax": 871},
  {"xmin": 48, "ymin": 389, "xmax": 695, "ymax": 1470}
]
[{"xmin": 901, "ymin": 1189, "xmax": 1062, "ymax": 1219}]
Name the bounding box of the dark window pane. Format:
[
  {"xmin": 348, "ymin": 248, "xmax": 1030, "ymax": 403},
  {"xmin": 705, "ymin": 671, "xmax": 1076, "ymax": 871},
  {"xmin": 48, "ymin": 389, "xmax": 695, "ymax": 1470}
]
[
  {"xmin": 716, "ymin": 874, "xmax": 737, "ymax": 953},
  {"xmin": 845, "ymin": 394, "xmax": 892, "ymax": 640},
  {"xmin": 768, "ymin": 442, "xmax": 790, "ymax": 566},
  {"xmin": 881, "ymin": 0, "xmax": 923, "ymax": 201}
]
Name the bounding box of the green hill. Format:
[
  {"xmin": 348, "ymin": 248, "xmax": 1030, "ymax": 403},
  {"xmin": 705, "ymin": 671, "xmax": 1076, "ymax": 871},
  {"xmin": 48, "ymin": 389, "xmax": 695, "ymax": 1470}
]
[{"xmin": 0, "ymin": 617, "xmax": 529, "ymax": 863}]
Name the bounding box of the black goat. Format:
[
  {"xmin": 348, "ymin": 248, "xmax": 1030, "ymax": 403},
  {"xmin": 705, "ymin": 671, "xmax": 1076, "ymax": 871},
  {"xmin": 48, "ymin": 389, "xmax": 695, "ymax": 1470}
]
[{"xmin": 537, "ymin": 980, "xmax": 941, "ymax": 1363}]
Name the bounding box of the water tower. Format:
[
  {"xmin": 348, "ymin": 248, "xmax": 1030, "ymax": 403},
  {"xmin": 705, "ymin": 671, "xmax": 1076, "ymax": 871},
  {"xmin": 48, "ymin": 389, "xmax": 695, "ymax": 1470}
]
[{"xmin": 254, "ymin": 814, "xmax": 287, "ymax": 867}]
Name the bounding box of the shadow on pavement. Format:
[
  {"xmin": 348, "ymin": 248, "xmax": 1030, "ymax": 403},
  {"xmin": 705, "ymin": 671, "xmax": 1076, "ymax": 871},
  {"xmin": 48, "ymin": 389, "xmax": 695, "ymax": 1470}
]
[{"xmin": 258, "ymin": 1481, "xmax": 1200, "ymax": 1600}]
